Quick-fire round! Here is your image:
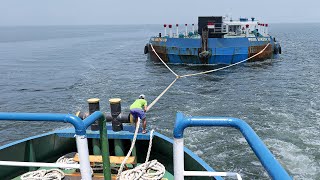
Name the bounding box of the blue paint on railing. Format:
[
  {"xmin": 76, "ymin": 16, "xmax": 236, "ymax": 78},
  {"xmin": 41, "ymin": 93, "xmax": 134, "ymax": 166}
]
[
  {"xmin": 173, "ymin": 112, "xmax": 292, "ymax": 180},
  {"xmin": 0, "ymin": 111, "xmax": 104, "ymax": 136},
  {"xmin": 83, "ymin": 111, "xmax": 104, "ymax": 129}
]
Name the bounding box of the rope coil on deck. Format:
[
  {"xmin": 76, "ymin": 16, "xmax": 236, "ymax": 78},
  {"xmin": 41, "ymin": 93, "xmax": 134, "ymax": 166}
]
[
  {"xmin": 20, "ymin": 169, "xmax": 65, "ymax": 180},
  {"xmin": 119, "ymin": 159, "xmax": 165, "ymax": 180},
  {"xmin": 56, "ymin": 153, "xmax": 78, "ymax": 170},
  {"xmin": 117, "ymin": 122, "xmax": 165, "ymax": 180}
]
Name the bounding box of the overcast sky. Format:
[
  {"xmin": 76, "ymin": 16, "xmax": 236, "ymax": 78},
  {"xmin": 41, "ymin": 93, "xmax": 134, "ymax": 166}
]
[{"xmin": 0, "ymin": 0, "xmax": 319, "ymax": 26}]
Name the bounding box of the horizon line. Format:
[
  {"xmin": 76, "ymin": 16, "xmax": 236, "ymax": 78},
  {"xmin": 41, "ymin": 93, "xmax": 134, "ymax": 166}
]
[{"xmin": 0, "ymin": 21, "xmax": 320, "ymax": 27}]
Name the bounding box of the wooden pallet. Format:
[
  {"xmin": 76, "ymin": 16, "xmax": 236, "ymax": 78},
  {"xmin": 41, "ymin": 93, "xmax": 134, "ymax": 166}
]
[
  {"xmin": 73, "ymin": 153, "xmax": 136, "ymax": 164},
  {"xmin": 66, "ymin": 153, "xmax": 137, "ymax": 179},
  {"xmin": 64, "ymin": 172, "xmax": 114, "ymax": 180},
  {"xmin": 65, "ymin": 173, "xmax": 169, "ymax": 180}
]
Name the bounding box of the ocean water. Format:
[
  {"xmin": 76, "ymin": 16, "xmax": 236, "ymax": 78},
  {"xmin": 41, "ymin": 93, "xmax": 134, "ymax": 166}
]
[{"xmin": 0, "ymin": 24, "xmax": 319, "ymax": 179}]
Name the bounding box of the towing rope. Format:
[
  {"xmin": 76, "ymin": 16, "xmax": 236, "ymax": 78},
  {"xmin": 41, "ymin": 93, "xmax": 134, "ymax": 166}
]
[
  {"xmin": 117, "ymin": 42, "xmax": 270, "ymax": 180},
  {"xmin": 144, "ymin": 129, "xmax": 155, "ymax": 163},
  {"xmin": 117, "ymin": 118, "xmax": 141, "ymax": 178},
  {"xmin": 147, "ymin": 78, "xmax": 178, "ymax": 111},
  {"xmin": 150, "ymin": 45, "xmax": 179, "ymax": 78},
  {"xmin": 147, "ymin": 43, "xmax": 270, "ymax": 111},
  {"xmin": 180, "ymin": 43, "xmax": 270, "ymax": 78},
  {"xmin": 117, "ymin": 120, "xmax": 165, "ymax": 180}
]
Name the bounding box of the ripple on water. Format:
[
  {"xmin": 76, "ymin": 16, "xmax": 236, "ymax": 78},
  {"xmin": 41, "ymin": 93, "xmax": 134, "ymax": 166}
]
[
  {"xmin": 265, "ymin": 138, "xmax": 319, "ymax": 179},
  {"xmin": 0, "ymin": 24, "xmax": 320, "ymax": 179}
]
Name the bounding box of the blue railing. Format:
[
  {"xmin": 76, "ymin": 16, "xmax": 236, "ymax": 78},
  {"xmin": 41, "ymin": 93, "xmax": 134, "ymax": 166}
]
[
  {"xmin": 0, "ymin": 111, "xmax": 104, "ymax": 135},
  {"xmin": 173, "ymin": 112, "xmax": 292, "ymax": 180},
  {"xmin": 0, "ymin": 111, "xmax": 106, "ymax": 180}
]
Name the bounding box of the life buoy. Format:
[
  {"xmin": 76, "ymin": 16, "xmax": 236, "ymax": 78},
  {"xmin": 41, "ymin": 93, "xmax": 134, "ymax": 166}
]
[{"xmin": 144, "ymin": 45, "xmax": 148, "ymax": 54}]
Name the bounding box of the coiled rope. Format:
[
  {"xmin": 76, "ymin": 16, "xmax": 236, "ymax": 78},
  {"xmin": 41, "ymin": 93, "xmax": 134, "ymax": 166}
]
[
  {"xmin": 147, "ymin": 43, "xmax": 270, "ymax": 111},
  {"xmin": 117, "ymin": 119, "xmax": 165, "ymax": 180},
  {"xmin": 56, "ymin": 153, "xmax": 78, "ymax": 170},
  {"xmin": 20, "ymin": 169, "xmax": 65, "ymax": 180},
  {"xmin": 118, "ymin": 129, "xmax": 165, "ymax": 180},
  {"xmin": 119, "ymin": 159, "xmax": 165, "ymax": 180}
]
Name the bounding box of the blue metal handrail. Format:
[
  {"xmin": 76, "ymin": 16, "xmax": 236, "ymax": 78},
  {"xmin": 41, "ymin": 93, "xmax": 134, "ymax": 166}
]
[
  {"xmin": 0, "ymin": 111, "xmax": 104, "ymax": 135},
  {"xmin": 0, "ymin": 111, "xmax": 106, "ymax": 180},
  {"xmin": 173, "ymin": 112, "xmax": 292, "ymax": 180}
]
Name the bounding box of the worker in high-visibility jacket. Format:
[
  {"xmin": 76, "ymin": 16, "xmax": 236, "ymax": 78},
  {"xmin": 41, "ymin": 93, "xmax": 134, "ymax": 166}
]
[{"xmin": 130, "ymin": 94, "xmax": 148, "ymax": 134}]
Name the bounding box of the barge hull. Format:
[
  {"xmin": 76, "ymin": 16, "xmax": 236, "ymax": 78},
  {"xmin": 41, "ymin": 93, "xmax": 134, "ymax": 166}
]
[{"xmin": 148, "ymin": 37, "xmax": 276, "ymax": 65}]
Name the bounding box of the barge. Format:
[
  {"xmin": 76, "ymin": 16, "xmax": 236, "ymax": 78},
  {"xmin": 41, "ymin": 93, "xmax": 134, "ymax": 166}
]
[{"xmin": 145, "ymin": 16, "xmax": 282, "ymax": 65}]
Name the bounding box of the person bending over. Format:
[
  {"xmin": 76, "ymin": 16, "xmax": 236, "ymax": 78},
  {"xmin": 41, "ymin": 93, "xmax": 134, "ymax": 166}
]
[{"xmin": 130, "ymin": 94, "xmax": 148, "ymax": 134}]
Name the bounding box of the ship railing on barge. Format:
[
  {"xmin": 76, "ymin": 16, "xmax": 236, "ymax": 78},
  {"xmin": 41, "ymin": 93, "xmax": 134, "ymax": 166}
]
[{"xmin": 150, "ymin": 32, "xmax": 273, "ymax": 42}]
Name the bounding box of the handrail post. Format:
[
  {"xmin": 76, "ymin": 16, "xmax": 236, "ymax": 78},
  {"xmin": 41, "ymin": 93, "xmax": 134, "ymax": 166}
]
[
  {"xmin": 75, "ymin": 135, "xmax": 92, "ymax": 180},
  {"xmin": 173, "ymin": 136, "xmax": 184, "ymax": 180},
  {"xmin": 99, "ymin": 113, "xmax": 111, "ymax": 180}
]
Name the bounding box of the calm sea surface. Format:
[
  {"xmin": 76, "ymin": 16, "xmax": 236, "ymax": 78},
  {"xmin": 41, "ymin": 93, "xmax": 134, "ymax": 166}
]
[{"xmin": 0, "ymin": 24, "xmax": 319, "ymax": 179}]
